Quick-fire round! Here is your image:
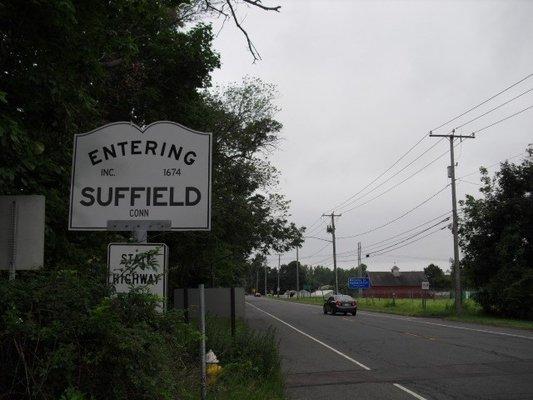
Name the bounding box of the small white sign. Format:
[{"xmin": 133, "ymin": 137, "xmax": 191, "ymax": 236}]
[
  {"xmin": 69, "ymin": 121, "xmax": 211, "ymax": 231},
  {"xmin": 108, "ymin": 243, "xmax": 168, "ymax": 303},
  {"xmin": 421, "ymin": 281, "xmax": 430, "ymax": 290}
]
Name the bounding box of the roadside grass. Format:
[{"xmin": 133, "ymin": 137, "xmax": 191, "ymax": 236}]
[
  {"xmin": 203, "ymin": 317, "xmax": 285, "ymax": 400},
  {"xmin": 271, "ymin": 295, "xmax": 533, "ymax": 330}
]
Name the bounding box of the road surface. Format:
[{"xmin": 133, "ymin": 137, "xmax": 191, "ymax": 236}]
[{"xmin": 245, "ymin": 296, "xmax": 533, "ymax": 400}]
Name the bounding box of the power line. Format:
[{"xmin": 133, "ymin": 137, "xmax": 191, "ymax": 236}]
[
  {"xmin": 366, "ymin": 225, "xmax": 448, "ymax": 258},
  {"xmin": 331, "ymin": 134, "xmax": 429, "ymax": 212},
  {"xmin": 431, "ymin": 73, "xmax": 533, "ymax": 132},
  {"xmin": 337, "ymin": 138, "xmax": 446, "ymax": 212},
  {"xmin": 299, "ymin": 242, "xmax": 330, "ymax": 260},
  {"xmin": 458, "ymin": 178, "xmax": 482, "ymax": 186},
  {"xmin": 362, "ymin": 211, "xmax": 452, "ymax": 250},
  {"xmin": 341, "ymin": 147, "xmax": 450, "ymax": 214},
  {"xmin": 457, "ymin": 151, "xmax": 526, "ymax": 179},
  {"xmin": 305, "ymin": 217, "xmax": 328, "ymax": 236},
  {"xmin": 471, "ymin": 104, "xmax": 533, "ymax": 135},
  {"xmin": 363, "ymin": 219, "xmax": 450, "ymax": 256},
  {"xmin": 337, "ymin": 184, "xmax": 450, "ymax": 239},
  {"xmin": 451, "ymin": 87, "xmax": 533, "ymax": 132}
]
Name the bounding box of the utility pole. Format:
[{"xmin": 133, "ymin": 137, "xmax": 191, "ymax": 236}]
[
  {"xmin": 277, "ymin": 254, "xmax": 281, "ymax": 297},
  {"xmin": 429, "ymin": 129, "xmax": 474, "ymax": 315},
  {"xmin": 256, "ymin": 269, "xmax": 259, "ymax": 294},
  {"xmin": 264, "ymin": 262, "xmax": 267, "ymax": 295},
  {"xmin": 296, "ymin": 246, "xmax": 300, "ymax": 298},
  {"xmin": 357, "ymin": 241, "xmax": 362, "ymax": 298},
  {"xmin": 322, "ymin": 212, "xmax": 341, "ymax": 294}
]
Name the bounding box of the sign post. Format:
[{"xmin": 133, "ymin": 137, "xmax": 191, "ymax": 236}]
[{"xmin": 421, "ymin": 281, "xmax": 429, "ymax": 310}]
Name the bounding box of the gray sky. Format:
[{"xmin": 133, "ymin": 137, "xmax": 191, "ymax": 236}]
[{"xmin": 209, "ymin": 0, "xmax": 533, "ymax": 272}]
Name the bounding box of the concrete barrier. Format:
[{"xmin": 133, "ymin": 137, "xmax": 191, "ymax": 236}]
[{"xmin": 174, "ymin": 287, "xmax": 245, "ymax": 320}]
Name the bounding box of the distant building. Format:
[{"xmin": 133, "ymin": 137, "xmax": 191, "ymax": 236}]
[{"xmin": 365, "ymin": 266, "xmax": 428, "ymax": 298}]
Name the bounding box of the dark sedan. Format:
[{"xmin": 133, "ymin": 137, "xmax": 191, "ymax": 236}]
[{"xmin": 323, "ymin": 294, "xmax": 357, "ymax": 316}]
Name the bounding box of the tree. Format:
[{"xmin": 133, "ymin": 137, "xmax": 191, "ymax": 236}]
[
  {"xmin": 0, "ymin": 0, "xmax": 220, "ymax": 269},
  {"xmin": 459, "ymin": 157, "xmax": 533, "ymax": 319},
  {"xmin": 0, "ymin": 1, "xmax": 302, "ymax": 287},
  {"xmin": 424, "ymin": 264, "xmax": 450, "ymax": 290}
]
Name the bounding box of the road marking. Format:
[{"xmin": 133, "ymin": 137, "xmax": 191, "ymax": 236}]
[
  {"xmin": 358, "ymin": 311, "xmax": 533, "ymax": 340},
  {"xmin": 265, "ymin": 299, "xmax": 533, "ymax": 340},
  {"xmin": 246, "ymin": 301, "xmax": 371, "ymax": 371},
  {"xmin": 393, "ymin": 383, "xmax": 428, "ymax": 400}
]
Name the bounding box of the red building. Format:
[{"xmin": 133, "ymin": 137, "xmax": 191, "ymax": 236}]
[{"xmin": 365, "ymin": 266, "xmax": 429, "ymax": 299}]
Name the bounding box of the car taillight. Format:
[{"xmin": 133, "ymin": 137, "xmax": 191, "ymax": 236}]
[
  {"xmin": 336, "ymin": 301, "xmax": 341, "ymax": 306},
  {"xmin": 351, "ymin": 301, "xmax": 356, "ymax": 306}
]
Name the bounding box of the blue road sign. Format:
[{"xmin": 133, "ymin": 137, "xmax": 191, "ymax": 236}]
[{"xmin": 348, "ymin": 277, "xmax": 371, "ymax": 289}]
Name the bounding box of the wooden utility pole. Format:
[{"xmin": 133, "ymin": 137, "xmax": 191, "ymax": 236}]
[
  {"xmin": 277, "ymin": 254, "xmax": 281, "ymax": 297},
  {"xmin": 429, "ymin": 130, "xmax": 474, "ymax": 315},
  {"xmin": 357, "ymin": 241, "xmax": 362, "ymax": 297},
  {"xmin": 322, "ymin": 212, "xmax": 341, "ymax": 294},
  {"xmin": 296, "ymin": 246, "xmax": 300, "ymax": 298},
  {"xmin": 264, "ymin": 262, "xmax": 267, "ymax": 295}
]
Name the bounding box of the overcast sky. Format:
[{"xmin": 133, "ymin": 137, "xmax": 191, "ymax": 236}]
[{"xmin": 208, "ymin": 0, "xmax": 533, "ymax": 272}]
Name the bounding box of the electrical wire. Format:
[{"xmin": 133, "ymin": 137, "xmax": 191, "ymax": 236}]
[
  {"xmin": 366, "ymin": 225, "xmax": 448, "ymax": 258},
  {"xmin": 341, "ymin": 147, "xmax": 450, "ymax": 214},
  {"xmin": 431, "ymin": 73, "xmax": 533, "ymax": 132},
  {"xmin": 457, "ymin": 152, "xmax": 525, "ymax": 179},
  {"xmin": 362, "ymin": 211, "xmax": 452, "ymax": 250},
  {"xmin": 337, "ymin": 138, "xmax": 446, "ymax": 212},
  {"xmin": 327, "ymin": 73, "xmax": 532, "ymax": 220},
  {"xmin": 451, "ymin": 88, "xmax": 533, "ymax": 132},
  {"xmin": 299, "ymin": 242, "xmax": 330, "ymax": 260},
  {"xmin": 330, "ymin": 133, "xmax": 429, "ymax": 212},
  {"xmin": 363, "ymin": 219, "xmax": 450, "ymax": 255},
  {"xmin": 337, "ymin": 184, "xmax": 450, "ymax": 239},
  {"xmin": 471, "ymin": 104, "xmax": 533, "ymax": 135}
]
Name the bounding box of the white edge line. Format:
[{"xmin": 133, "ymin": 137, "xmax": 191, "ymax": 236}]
[
  {"xmin": 246, "ymin": 301, "xmax": 371, "ymax": 371},
  {"xmin": 267, "ymin": 298, "xmax": 533, "ymax": 340},
  {"xmin": 393, "ymin": 383, "xmax": 428, "ymax": 400}
]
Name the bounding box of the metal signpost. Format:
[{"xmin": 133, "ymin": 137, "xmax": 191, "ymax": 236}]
[
  {"xmin": 348, "ymin": 277, "xmax": 371, "ymax": 290},
  {"xmin": 71, "ymin": 121, "xmax": 212, "ymax": 400},
  {"xmin": 421, "ymin": 281, "xmax": 430, "ymax": 310}
]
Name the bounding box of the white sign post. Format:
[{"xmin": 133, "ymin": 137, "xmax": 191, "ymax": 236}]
[
  {"xmin": 69, "ymin": 121, "xmax": 211, "ymax": 231},
  {"xmin": 108, "ymin": 243, "xmax": 168, "ymax": 307}
]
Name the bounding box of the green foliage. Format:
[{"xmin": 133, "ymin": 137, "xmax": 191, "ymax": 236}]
[
  {"xmin": 205, "ymin": 317, "xmax": 284, "ymax": 399},
  {"xmin": 0, "ymin": 2, "xmax": 303, "ymax": 288},
  {"xmin": 424, "ymin": 263, "xmax": 451, "ymax": 290},
  {"xmin": 0, "ymin": 0, "xmax": 220, "ymax": 269},
  {"xmin": 459, "ymin": 158, "xmax": 533, "ymax": 319},
  {"xmin": 0, "ymin": 271, "xmax": 199, "ymax": 399}
]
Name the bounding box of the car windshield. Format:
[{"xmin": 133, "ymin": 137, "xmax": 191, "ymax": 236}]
[{"xmin": 335, "ymin": 295, "xmax": 354, "ymax": 301}]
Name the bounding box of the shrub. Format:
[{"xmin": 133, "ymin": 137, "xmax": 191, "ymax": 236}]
[{"xmin": 0, "ymin": 270, "xmax": 199, "ymax": 399}]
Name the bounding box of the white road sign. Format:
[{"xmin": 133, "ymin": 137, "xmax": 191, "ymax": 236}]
[
  {"xmin": 69, "ymin": 121, "xmax": 211, "ymax": 230},
  {"xmin": 421, "ymin": 281, "xmax": 430, "ymax": 290},
  {"xmin": 108, "ymin": 243, "xmax": 168, "ymax": 301}
]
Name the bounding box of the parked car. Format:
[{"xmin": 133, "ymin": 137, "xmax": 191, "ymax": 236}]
[
  {"xmin": 254, "ymin": 292, "xmax": 262, "ymax": 297},
  {"xmin": 323, "ymin": 294, "xmax": 357, "ymax": 315}
]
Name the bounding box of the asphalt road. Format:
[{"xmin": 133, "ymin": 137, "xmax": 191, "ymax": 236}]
[{"xmin": 245, "ymin": 296, "xmax": 533, "ymax": 400}]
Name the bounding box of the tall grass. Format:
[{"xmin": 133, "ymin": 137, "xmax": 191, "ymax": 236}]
[
  {"xmin": 204, "ymin": 317, "xmax": 285, "ymax": 400},
  {"xmin": 280, "ymin": 296, "xmax": 533, "ymax": 330}
]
